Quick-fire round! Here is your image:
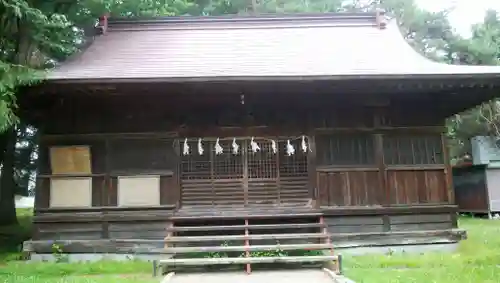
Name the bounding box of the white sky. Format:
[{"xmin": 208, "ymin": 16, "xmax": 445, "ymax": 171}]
[{"xmin": 416, "ymin": 0, "xmax": 500, "ymax": 37}]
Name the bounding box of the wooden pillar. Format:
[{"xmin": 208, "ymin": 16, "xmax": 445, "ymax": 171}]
[
  {"xmin": 374, "ymin": 134, "xmax": 389, "ymax": 206},
  {"xmin": 103, "ymin": 138, "xmax": 110, "ymax": 206},
  {"xmin": 175, "ymin": 139, "xmax": 181, "ymax": 208},
  {"xmin": 244, "ymin": 219, "xmax": 251, "ymax": 274},
  {"xmin": 441, "ymin": 133, "xmax": 455, "ymax": 204},
  {"xmin": 307, "ymin": 133, "xmax": 318, "ymax": 207},
  {"xmin": 34, "ymin": 177, "xmax": 50, "ymax": 211},
  {"xmin": 35, "ymin": 140, "xmax": 51, "ymax": 212},
  {"xmin": 243, "ymin": 140, "xmax": 249, "ymax": 206},
  {"xmin": 373, "ymin": 106, "xmax": 389, "ymax": 206}
]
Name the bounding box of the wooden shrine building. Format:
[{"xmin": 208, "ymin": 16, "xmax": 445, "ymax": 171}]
[{"xmin": 21, "ymin": 12, "xmax": 500, "ymax": 263}]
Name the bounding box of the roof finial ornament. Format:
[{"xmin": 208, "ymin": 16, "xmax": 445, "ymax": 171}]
[
  {"xmin": 375, "ymin": 8, "xmax": 387, "ymax": 30},
  {"xmin": 97, "ymin": 13, "xmax": 109, "ymax": 35}
]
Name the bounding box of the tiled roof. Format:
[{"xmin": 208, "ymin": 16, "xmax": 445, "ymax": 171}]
[{"xmin": 47, "ymin": 13, "xmax": 500, "ymax": 81}]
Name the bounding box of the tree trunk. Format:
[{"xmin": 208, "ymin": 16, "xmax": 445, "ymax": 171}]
[
  {"xmin": 0, "ymin": 128, "xmax": 19, "ymax": 226},
  {"xmin": 0, "ymin": 17, "xmax": 31, "ymax": 226},
  {"xmin": 251, "ymin": 0, "xmax": 258, "ymax": 13}
]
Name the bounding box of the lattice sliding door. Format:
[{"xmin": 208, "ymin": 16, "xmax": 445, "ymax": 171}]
[
  {"xmin": 278, "ymin": 140, "xmax": 309, "ymax": 205},
  {"xmin": 180, "ymin": 139, "xmax": 244, "ymax": 207},
  {"xmin": 212, "ymin": 139, "xmax": 245, "ymax": 206},
  {"xmin": 180, "ymin": 139, "xmax": 213, "ymax": 207},
  {"xmin": 180, "ymin": 137, "xmax": 309, "ymax": 208},
  {"xmin": 247, "ymin": 139, "xmax": 279, "ymax": 206}
]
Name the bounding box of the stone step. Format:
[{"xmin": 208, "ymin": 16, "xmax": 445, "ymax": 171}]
[
  {"xmin": 165, "ymin": 232, "xmax": 329, "ymax": 242},
  {"xmin": 159, "ymin": 255, "xmax": 338, "ymax": 266},
  {"xmin": 167, "ymin": 223, "xmax": 325, "ymax": 232},
  {"xmin": 165, "ymin": 243, "xmax": 333, "ymax": 253}
]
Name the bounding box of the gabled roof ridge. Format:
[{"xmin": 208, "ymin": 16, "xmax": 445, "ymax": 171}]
[
  {"xmin": 106, "ymin": 12, "xmax": 382, "ymax": 31},
  {"xmin": 108, "ymin": 12, "xmax": 379, "ymax": 24}
]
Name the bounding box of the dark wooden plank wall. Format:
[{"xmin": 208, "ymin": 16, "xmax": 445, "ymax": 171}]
[
  {"xmin": 324, "ymin": 211, "xmax": 454, "ymax": 234},
  {"xmin": 317, "ymin": 169, "xmax": 381, "ymax": 206},
  {"xmin": 315, "ymin": 131, "xmax": 450, "ymax": 207},
  {"xmin": 33, "ymin": 207, "xmax": 174, "ymax": 242},
  {"xmin": 452, "ymin": 165, "xmax": 489, "ymax": 213},
  {"xmin": 33, "ymin": 94, "xmax": 452, "ymax": 222},
  {"xmin": 36, "ymin": 135, "xmax": 180, "ymax": 210},
  {"xmin": 20, "ymin": 85, "xmax": 466, "ymax": 254},
  {"xmin": 30, "ymin": 205, "xmax": 458, "ymax": 246},
  {"xmin": 38, "ymin": 134, "xmax": 448, "ymax": 209},
  {"xmin": 387, "ymin": 169, "xmax": 447, "ymax": 204},
  {"xmin": 321, "ymin": 205, "xmax": 459, "ymax": 247}
]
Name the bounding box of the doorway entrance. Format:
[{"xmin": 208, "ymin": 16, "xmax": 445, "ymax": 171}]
[{"xmin": 180, "ymin": 137, "xmax": 309, "ymax": 208}]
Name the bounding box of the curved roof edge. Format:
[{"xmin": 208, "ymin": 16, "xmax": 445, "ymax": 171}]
[
  {"xmin": 46, "ymin": 13, "xmax": 500, "ymax": 82},
  {"xmin": 384, "ymin": 20, "xmax": 500, "ymax": 75}
]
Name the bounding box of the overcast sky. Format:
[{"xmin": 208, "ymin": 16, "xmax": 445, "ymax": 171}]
[{"xmin": 416, "ymin": 0, "xmax": 500, "ymax": 37}]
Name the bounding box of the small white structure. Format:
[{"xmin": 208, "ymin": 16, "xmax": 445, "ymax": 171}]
[{"xmin": 15, "ymin": 195, "xmax": 35, "ymax": 209}]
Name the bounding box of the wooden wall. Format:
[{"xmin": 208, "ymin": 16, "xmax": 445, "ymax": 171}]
[
  {"xmin": 35, "ymin": 93, "xmax": 453, "ymax": 209},
  {"xmin": 324, "ymin": 206, "xmax": 462, "ymax": 249},
  {"xmin": 20, "ymin": 90, "xmax": 465, "ymax": 254},
  {"xmin": 36, "ymin": 135, "xmax": 180, "ymax": 211},
  {"xmin": 30, "ymin": 206, "xmax": 173, "ymax": 253},
  {"xmin": 315, "ymin": 131, "xmax": 451, "ymax": 207},
  {"xmin": 27, "ymin": 205, "xmax": 460, "ymax": 254},
  {"xmin": 453, "ymin": 165, "xmax": 489, "ymax": 213},
  {"xmin": 30, "ymin": 93, "xmax": 455, "ymax": 239}
]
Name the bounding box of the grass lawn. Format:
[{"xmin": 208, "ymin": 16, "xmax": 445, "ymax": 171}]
[
  {"xmin": 0, "ymin": 263, "xmax": 158, "ymax": 283},
  {"xmin": 345, "ymin": 217, "xmax": 500, "ymax": 283},
  {"xmin": 1, "ymin": 210, "xmax": 500, "ymax": 282},
  {"xmin": 0, "ymin": 209, "xmax": 158, "ymax": 282}
]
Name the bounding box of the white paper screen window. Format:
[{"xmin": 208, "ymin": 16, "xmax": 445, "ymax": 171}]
[
  {"xmin": 50, "ymin": 177, "xmax": 92, "ymax": 208},
  {"xmin": 117, "ymin": 176, "xmax": 160, "ymax": 207}
]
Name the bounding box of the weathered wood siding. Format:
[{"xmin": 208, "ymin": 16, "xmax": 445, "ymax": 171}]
[
  {"xmin": 388, "ymin": 169, "xmax": 447, "ymax": 204},
  {"xmin": 324, "ymin": 207, "xmax": 455, "ymax": 234},
  {"xmin": 36, "ymin": 134, "xmax": 180, "ymax": 210},
  {"xmin": 453, "ymin": 165, "xmax": 489, "ymax": 213},
  {"xmin": 28, "ymin": 205, "xmax": 460, "ymax": 254},
  {"xmin": 33, "ymin": 207, "xmax": 174, "ymax": 242},
  {"xmin": 316, "ymin": 132, "xmax": 449, "ymax": 206},
  {"xmin": 36, "ymin": 222, "xmax": 102, "ymax": 240},
  {"xmin": 389, "ymin": 213, "xmax": 453, "ymax": 232},
  {"xmin": 27, "ymin": 92, "xmax": 458, "ymax": 254},
  {"xmin": 317, "ymin": 169, "xmax": 381, "ymax": 206}
]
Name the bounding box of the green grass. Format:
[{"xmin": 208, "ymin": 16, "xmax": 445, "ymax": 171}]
[
  {"xmin": 2, "ymin": 210, "xmax": 500, "ymax": 282},
  {"xmin": 0, "ymin": 208, "xmax": 33, "ymax": 262},
  {"xmin": 0, "ymin": 209, "xmax": 158, "ymax": 282},
  {"xmin": 0, "ymin": 275, "xmax": 158, "ymax": 283},
  {"xmin": 345, "ymin": 217, "xmax": 500, "ymax": 283},
  {"xmin": 0, "ymin": 262, "xmax": 157, "ymax": 283}
]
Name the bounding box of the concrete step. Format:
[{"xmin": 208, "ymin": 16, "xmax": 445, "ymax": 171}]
[
  {"xmin": 165, "ymin": 243, "xmax": 333, "ymax": 253},
  {"xmin": 159, "ymin": 255, "xmax": 338, "ymax": 266},
  {"xmin": 165, "ymin": 232, "xmax": 329, "ymax": 242}
]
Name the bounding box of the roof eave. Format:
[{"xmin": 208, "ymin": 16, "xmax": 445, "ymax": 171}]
[
  {"xmin": 106, "ymin": 12, "xmax": 379, "ymax": 26},
  {"xmin": 43, "ymin": 73, "xmax": 500, "ymax": 85}
]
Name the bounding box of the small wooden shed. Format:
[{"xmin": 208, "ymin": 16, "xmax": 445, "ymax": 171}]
[{"xmin": 453, "ymin": 136, "xmax": 500, "ymax": 215}]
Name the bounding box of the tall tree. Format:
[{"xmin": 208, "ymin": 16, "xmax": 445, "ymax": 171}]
[
  {"xmin": 0, "ymin": 0, "xmax": 201, "ymax": 225},
  {"xmin": 0, "ymin": 0, "xmax": 77, "ymax": 225},
  {"xmin": 446, "ymin": 10, "xmax": 500, "ymax": 162}
]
